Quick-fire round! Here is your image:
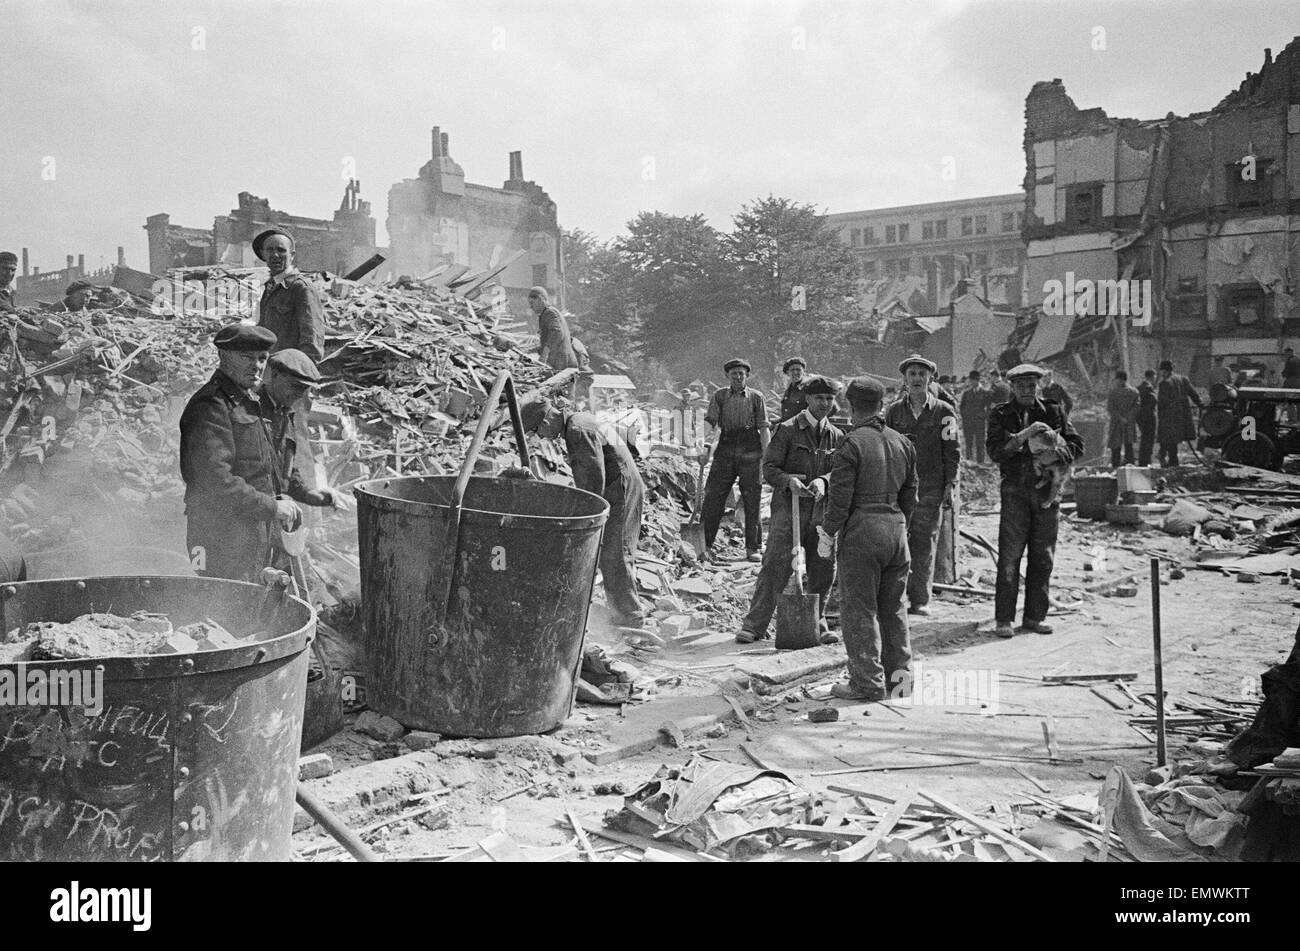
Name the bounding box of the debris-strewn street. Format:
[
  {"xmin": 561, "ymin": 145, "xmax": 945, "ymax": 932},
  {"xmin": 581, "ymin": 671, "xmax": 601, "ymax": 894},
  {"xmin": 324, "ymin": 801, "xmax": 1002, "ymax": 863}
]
[{"xmin": 3, "ymin": 3, "xmax": 1300, "ymax": 918}]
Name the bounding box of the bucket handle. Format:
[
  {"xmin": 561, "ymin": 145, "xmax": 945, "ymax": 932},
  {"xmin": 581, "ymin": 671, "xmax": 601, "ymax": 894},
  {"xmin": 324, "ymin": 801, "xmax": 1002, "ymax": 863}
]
[{"xmin": 433, "ymin": 370, "xmax": 529, "ymax": 629}]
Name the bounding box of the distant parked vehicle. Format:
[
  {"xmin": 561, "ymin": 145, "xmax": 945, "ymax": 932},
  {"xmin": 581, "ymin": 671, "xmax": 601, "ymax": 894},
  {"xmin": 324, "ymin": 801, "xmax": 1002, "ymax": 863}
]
[{"xmin": 1199, "ymin": 385, "xmax": 1300, "ymax": 470}]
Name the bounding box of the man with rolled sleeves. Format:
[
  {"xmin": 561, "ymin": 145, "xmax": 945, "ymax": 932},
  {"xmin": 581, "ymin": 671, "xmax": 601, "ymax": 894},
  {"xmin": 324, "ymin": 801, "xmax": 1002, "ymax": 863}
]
[
  {"xmin": 179, "ymin": 325, "xmax": 328, "ymax": 583},
  {"xmin": 737, "ymin": 376, "xmax": 844, "ymax": 645},
  {"xmin": 261, "ymin": 350, "xmax": 350, "ymax": 506},
  {"xmin": 519, "ymin": 394, "xmax": 647, "ymax": 627},
  {"xmin": 816, "ymin": 378, "xmax": 917, "ymax": 701},
  {"xmin": 256, "ymin": 227, "xmax": 325, "ymax": 492},
  {"xmin": 885, "ymin": 354, "xmax": 959, "ymax": 617},
  {"xmin": 778, "ymin": 357, "xmax": 810, "ymax": 422},
  {"xmin": 701, "ymin": 358, "xmax": 770, "ymax": 561},
  {"xmin": 986, "ymin": 364, "xmax": 1085, "ymax": 638}
]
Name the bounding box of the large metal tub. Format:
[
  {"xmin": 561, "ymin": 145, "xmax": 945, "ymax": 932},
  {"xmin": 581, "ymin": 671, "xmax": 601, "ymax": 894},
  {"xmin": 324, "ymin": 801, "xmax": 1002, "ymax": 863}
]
[
  {"xmin": 356, "ymin": 475, "xmax": 607, "ymax": 738},
  {"xmin": 0, "ymin": 575, "xmax": 314, "ymax": 862}
]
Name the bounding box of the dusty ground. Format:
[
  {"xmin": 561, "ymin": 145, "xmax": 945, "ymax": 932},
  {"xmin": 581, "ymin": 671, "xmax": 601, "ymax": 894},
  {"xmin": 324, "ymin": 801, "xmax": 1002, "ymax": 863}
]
[{"xmin": 293, "ymin": 471, "xmax": 1298, "ymax": 862}]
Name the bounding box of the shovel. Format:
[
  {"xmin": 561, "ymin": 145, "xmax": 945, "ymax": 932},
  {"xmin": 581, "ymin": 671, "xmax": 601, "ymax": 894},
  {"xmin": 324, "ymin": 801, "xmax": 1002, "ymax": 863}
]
[
  {"xmin": 680, "ymin": 456, "xmax": 708, "ymax": 557},
  {"xmin": 774, "ymin": 486, "xmax": 821, "ymax": 650}
]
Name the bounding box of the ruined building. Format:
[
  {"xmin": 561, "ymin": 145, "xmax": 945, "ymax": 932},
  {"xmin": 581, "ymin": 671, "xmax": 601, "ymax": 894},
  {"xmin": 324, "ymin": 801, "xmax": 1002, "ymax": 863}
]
[
  {"xmin": 386, "ymin": 127, "xmax": 561, "ymax": 315},
  {"xmin": 830, "ymin": 195, "xmax": 1027, "ymax": 377},
  {"xmin": 1022, "ymin": 36, "xmax": 1300, "ymax": 383},
  {"xmin": 144, "ymin": 181, "xmax": 381, "ymax": 276}
]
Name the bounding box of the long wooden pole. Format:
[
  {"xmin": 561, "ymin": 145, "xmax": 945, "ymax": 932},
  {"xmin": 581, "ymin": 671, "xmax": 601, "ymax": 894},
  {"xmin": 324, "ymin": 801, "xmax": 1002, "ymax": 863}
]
[{"xmin": 1150, "ymin": 557, "xmax": 1166, "ymax": 767}]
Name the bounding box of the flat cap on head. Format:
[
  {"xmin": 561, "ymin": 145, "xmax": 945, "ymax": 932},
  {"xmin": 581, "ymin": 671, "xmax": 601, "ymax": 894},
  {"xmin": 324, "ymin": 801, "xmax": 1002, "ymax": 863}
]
[
  {"xmin": 898, "ymin": 354, "xmax": 937, "ymax": 375},
  {"xmin": 65, "ymin": 279, "xmax": 95, "ymax": 295},
  {"xmin": 214, "ymin": 323, "xmax": 276, "ymax": 352},
  {"xmin": 1158, "ymin": 359, "xmax": 1174, "ymax": 372},
  {"xmin": 252, "ymin": 228, "xmax": 292, "ymax": 261},
  {"xmin": 782, "ymin": 356, "xmax": 807, "ymax": 373},
  {"xmin": 968, "ymin": 369, "xmax": 982, "ymax": 380},
  {"xmin": 846, "ymin": 377, "xmax": 884, "ymax": 406},
  {"xmin": 1007, "ymin": 363, "xmax": 1045, "ymax": 380},
  {"xmin": 519, "ymin": 394, "xmax": 552, "ymax": 432},
  {"xmin": 267, "ymin": 348, "xmax": 321, "ymax": 384},
  {"xmin": 803, "ymin": 375, "xmax": 840, "ymax": 397},
  {"xmin": 0, "ymin": 251, "xmax": 17, "ymax": 265},
  {"xmin": 723, "ymin": 358, "xmax": 751, "ymax": 374}
]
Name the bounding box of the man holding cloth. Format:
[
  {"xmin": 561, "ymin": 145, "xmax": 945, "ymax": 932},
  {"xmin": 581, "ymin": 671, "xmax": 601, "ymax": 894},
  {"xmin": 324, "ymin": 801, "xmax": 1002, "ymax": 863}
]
[
  {"xmin": 701, "ymin": 358, "xmax": 770, "ymax": 561},
  {"xmin": 885, "ymin": 354, "xmax": 959, "ymax": 617},
  {"xmin": 816, "ymin": 378, "xmax": 918, "ymax": 702},
  {"xmin": 986, "ymin": 364, "xmax": 1085, "ymax": 639},
  {"xmin": 737, "ymin": 376, "xmax": 844, "ymax": 645},
  {"xmin": 520, "ymin": 395, "xmax": 647, "ymax": 628}
]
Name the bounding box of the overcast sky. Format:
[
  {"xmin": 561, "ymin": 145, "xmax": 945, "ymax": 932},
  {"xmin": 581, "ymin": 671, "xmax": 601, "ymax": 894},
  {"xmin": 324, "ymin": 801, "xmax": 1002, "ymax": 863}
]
[{"xmin": 2, "ymin": 0, "xmax": 1297, "ymax": 273}]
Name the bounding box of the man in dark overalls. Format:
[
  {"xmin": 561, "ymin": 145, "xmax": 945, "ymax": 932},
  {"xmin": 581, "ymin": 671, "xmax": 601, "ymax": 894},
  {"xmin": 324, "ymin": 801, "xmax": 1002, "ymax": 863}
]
[
  {"xmin": 737, "ymin": 376, "xmax": 844, "ymax": 644},
  {"xmin": 701, "ymin": 358, "xmax": 769, "ymax": 561},
  {"xmin": 817, "ymin": 378, "xmax": 918, "ymax": 701},
  {"xmin": 986, "ymin": 364, "xmax": 1085, "ymax": 638},
  {"xmin": 520, "ymin": 395, "xmax": 647, "ymax": 627},
  {"xmin": 884, "ymin": 354, "xmax": 959, "ymax": 618},
  {"xmin": 179, "ymin": 325, "xmax": 302, "ymax": 582}
]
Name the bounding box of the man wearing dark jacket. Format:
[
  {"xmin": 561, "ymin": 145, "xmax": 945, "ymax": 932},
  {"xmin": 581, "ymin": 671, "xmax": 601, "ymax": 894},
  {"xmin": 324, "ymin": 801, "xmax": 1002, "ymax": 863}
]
[
  {"xmin": 737, "ymin": 376, "xmax": 844, "ymax": 644},
  {"xmin": 884, "ymin": 354, "xmax": 959, "ymax": 617},
  {"xmin": 529, "ymin": 286, "xmax": 578, "ymax": 374},
  {"xmin": 1156, "ymin": 359, "xmax": 1202, "ymax": 467},
  {"xmin": 1136, "ymin": 369, "xmax": 1158, "ymax": 466},
  {"xmin": 959, "ymin": 370, "xmax": 991, "ymax": 464},
  {"xmin": 521, "ymin": 395, "xmax": 647, "ymax": 627},
  {"xmin": 778, "ymin": 357, "xmax": 811, "ymax": 422},
  {"xmin": 179, "ymin": 326, "xmax": 336, "ymax": 582},
  {"xmin": 986, "ymin": 364, "xmax": 1085, "ymax": 639},
  {"xmin": 256, "ymin": 227, "xmax": 325, "ymax": 492},
  {"xmin": 817, "ymin": 378, "xmax": 918, "ymax": 701},
  {"xmin": 1107, "ymin": 370, "xmax": 1140, "ymax": 467}
]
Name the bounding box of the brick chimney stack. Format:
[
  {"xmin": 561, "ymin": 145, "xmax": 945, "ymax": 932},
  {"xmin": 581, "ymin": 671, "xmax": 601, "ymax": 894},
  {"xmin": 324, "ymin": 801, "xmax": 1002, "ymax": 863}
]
[
  {"xmin": 440, "ymin": 131, "xmax": 449, "ymax": 157},
  {"xmin": 431, "ymin": 125, "xmax": 442, "ymax": 159},
  {"xmin": 509, "ymin": 151, "xmax": 523, "ymax": 180},
  {"xmin": 21, "ymin": 248, "xmax": 28, "ymax": 277}
]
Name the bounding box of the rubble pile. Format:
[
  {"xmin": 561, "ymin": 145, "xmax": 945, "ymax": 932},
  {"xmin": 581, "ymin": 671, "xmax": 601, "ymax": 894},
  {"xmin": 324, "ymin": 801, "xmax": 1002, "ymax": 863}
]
[{"xmin": 0, "ymin": 610, "xmax": 244, "ymax": 661}]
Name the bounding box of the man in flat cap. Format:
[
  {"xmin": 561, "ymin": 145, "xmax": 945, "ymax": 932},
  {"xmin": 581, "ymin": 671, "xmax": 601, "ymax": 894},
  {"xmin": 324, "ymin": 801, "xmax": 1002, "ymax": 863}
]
[
  {"xmin": 817, "ymin": 377, "xmax": 917, "ymax": 701},
  {"xmin": 62, "ymin": 280, "xmax": 98, "ymax": 312},
  {"xmin": 885, "ymin": 354, "xmax": 959, "ymax": 617},
  {"xmin": 1156, "ymin": 359, "xmax": 1202, "ymax": 467},
  {"xmin": 737, "ymin": 375, "xmax": 844, "ymax": 644},
  {"xmin": 519, "ymin": 394, "xmax": 647, "ymax": 628},
  {"xmin": 255, "ymin": 227, "xmax": 326, "ymax": 491},
  {"xmin": 260, "ymin": 349, "xmax": 349, "ymax": 509},
  {"xmin": 959, "ymin": 370, "xmax": 991, "ymax": 464},
  {"xmin": 778, "ymin": 357, "xmax": 811, "ymax": 423},
  {"xmin": 986, "ymin": 364, "xmax": 1084, "ymax": 638},
  {"xmin": 528, "ymin": 286, "xmax": 578, "ymax": 374},
  {"xmin": 988, "ymin": 369, "xmax": 1012, "ymax": 407},
  {"xmin": 0, "ymin": 252, "xmax": 17, "ymax": 312},
  {"xmin": 701, "ymin": 358, "xmax": 770, "ymax": 561},
  {"xmin": 179, "ymin": 325, "xmax": 333, "ymax": 582}
]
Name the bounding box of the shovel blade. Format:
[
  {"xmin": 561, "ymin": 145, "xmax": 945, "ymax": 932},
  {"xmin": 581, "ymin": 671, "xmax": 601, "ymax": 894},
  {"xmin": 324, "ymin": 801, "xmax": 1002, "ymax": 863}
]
[
  {"xmin": 775, "ymin": 592, "xmax": 821, "ymax": 650},
  {"xmin": 681, "ymin": 520, "xmax": 706, "ymax": 557}
]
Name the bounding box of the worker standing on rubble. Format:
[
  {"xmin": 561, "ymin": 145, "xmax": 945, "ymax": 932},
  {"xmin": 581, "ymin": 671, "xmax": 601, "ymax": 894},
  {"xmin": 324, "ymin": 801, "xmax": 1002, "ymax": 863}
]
[
  {"xmin": 0, "ymin": 251, "xmax": 17, "ymax": 311},
  {"xmin": 701, "ymin": 358, "xmax": 770, "ymax": 562},
  {"xmin": 1137, "ymin": 369, "xmax": 1158, "ymax": 467},
  {"xmin": 519, "ymin": 394, "xmax": 647, "ymax": 628},
  {"xmin": 885, "ymin": 355, "xmax": 959, "ymax": 618},
  {"xmin": 959, "ymin": 370, "xmax": 991, "ymax": 464},
  {"xmin": 1156, "ymin": 359, "xmax": 1202, "ymax": 467},
  {"xmin": 736, "ymin": 375, "xmax": 844, "ymax": 645},
  {"xmin": 778, "ymin": 357, "xmax": 810, "ymax": 422},
  {"xmin": 255, "ymin": 228, "xmax": 325, "ymax": 493},
  {"xmin": 986, "ymin": 364, "xmax": 1085, "ymax": 639},
  {"xmin": 1107, "ymin": 370, "xmax": 1140, "ymax": 467},
  {"xmin": 816, "ymin": 378, "xmax": 917, "ymax": 701},
  {"xmin": 528, "ymin": 286, "xmax": 578, "ymax": 374},
  {"xmin": 179, "ymin": 325, "xmax": 321, "ymax": 583}
]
